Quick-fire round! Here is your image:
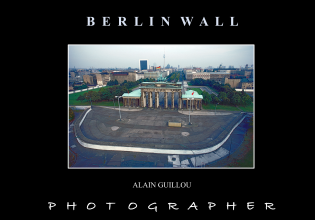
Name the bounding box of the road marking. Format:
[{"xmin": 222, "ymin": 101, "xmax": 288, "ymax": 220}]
[
  {"xmin": 168, "ymin": 156, "xmax": 192, "ymax": 167},
  {"xmin": 214, "ymin": 147, "xmax": 229, "ymax": 157},
  {"xmin": 111, "ymin": 126, "xmax": 120, "ymax": 131},
  {"xmin": 180, "ymin": 111, "xmax": 231, "ymax": 115},
  {"xmin": 168, "ymin": 155, "xmax": 180, "ymax": 167},
  {"xmin": 191, "ymin": 152, "xmax": 221, "ymax": 167},
  {"xmin": 181, "ymin": 159, "xmax": 190, "ymax": 167}
]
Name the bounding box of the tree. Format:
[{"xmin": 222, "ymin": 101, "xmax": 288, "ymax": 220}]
[
  {"xmin": 201, "ymin": 91, "xmax": 212, "ymax": 105},
  {"xmin": 211, "ymin": 94, "xmax": 220, "ymax": 104},
  {"xmin": 106, "ymin": 80, "xmax": 114, "ymax": 86},
  {"xmin": 84, "ymin": 90, "xmax": 100, "ymax": 102},
  {"xmin": 241, "ymin": 93, "xmax": 252, "ymax": 106},
  {"xmin": 231, "ymin": 93, "xmax": 241, "ymax": 106},
  {"xmin": 222, "ymin": 97, "xmax": 230, "ymax": 105},
  {"xmin": 107, "ymin": 79, "xmax": 119, "ymax": 86},
  {"xmin": 100, "ymin": 89, "xmax": 111, "ymax": 101},
  {"xmin": 69, "ymin": 107, "xmax": 74, "ymax": 122},
  {"xmin": 218, "ymin": 92, "xmax": 227, "ymax": 101},
  {"xmin": 76, "ymin": 94, "xmax": 85, "ymax": 103}
]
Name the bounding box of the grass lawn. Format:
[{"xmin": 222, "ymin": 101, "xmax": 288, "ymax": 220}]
[
  {"xmin": 70, "ymin": 99, "xmax": 123, "ymax": 106},
  {"xmin": 188, "ymin": 88, "xmax": 203, "ymax": 95},
  {"xmin": 69, "ymin": 86, "xmax": 124, "ymax": 106},
  {"xmin": 237, "ymin": 103, "xmax": 253, "ymax": 112},
  {"xmin": 69, "ymin": 87, "xmax": 103, "ymax": 105},
  {"xmin": 189, "ymin": 87, "xmax": 253, "ymax": 112},
  {"xmin": 189, "ymin": 88, "xmax": 240, "ymax": 111},
  {"xmin": 202, "ymin": 103, "xmax": 240, "ymax": 111},
  {"xmin": 69, "ymin": 85, "xmax": 140, "ymax": 106}
]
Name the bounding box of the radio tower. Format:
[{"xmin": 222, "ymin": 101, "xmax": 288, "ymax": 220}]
[{"xmin": 163, "ymin": 48, "xmax": 165, "ymax": 70}]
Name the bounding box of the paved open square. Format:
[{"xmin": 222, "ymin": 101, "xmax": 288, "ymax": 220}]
[{"xmin": 75, "ymin": 106, "xmax": 245, "ymax": 152}]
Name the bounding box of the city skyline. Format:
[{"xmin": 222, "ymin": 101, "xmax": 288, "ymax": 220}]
[{"xmin": 69, "ymin": 44, "xmax": 254, "ymax": 69}]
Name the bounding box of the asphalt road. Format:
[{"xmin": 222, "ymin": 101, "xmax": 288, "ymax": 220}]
[{"xmin": 68, "ymin": 109, "xmax": 252, "ymax": 168}]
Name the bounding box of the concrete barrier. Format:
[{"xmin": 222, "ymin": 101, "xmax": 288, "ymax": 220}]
[
  {"xmin": 69, "ymin": 85, "xmax": 105, "ymax": 94},
  {"xmin": 70, "ymin": 106, "xmax": 91, "ymax": 110},
  {"xmin": 235, "ymin": 89, "xmax": 254, "ymax": 92},
  {"xmin": 79, "ymin": 107, "xmax": 92, "ymax": 127}
]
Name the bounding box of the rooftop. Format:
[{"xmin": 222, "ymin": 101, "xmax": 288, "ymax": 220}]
[
  {"xmin": 122, "ymin": 89, "xmax": 141, "ymax": 98},
  {"xmin": 139, "ymin": 81, "xmax": 182, "ymax": 89},
  {"xmin": 240, "ymin": 78, "xmax": 254, "ymax": 82},
  {"xmin": 182, "ymin": 90, "xmax": 203, "ymax": 99}
]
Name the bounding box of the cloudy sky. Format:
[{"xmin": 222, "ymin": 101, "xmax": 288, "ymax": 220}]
[{"xmin": 69, "ymin": 44, "xmax": 254, "ymax": 69}]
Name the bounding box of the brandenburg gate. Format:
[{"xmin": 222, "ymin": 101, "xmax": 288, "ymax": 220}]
[{"xmin": 122, "ymin": 82, "xmax": 203, "ymax": 110}]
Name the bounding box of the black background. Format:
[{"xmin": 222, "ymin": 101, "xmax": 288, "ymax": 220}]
[{"xmin": 40, "ymin": 5, "xmax": 288, "ymax": 217}]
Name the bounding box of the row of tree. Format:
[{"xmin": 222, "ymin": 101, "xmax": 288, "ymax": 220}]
[
  {"xmin": 76, "ymin": 78, "xmax": 155, "ymax": 103},
  {"xmin": 167, "ymin": 71, "xmax": 180, "ymax": 82},
  {"xmin": 73, "ymin": 83, "xmax": 87, "ymax": 90},
  {"xmin": 190, "ymin": 78, "xmax": 252, "ymax": 106}
]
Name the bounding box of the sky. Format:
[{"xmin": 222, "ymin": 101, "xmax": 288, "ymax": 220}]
[{"xmin": 68, "ymin": 44, "xmax": 254, "ymax": 69}]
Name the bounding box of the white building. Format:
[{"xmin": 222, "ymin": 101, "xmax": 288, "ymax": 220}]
[{"xmin": 136, "ymin": 73, "xmax": 144, "ymax": 81}]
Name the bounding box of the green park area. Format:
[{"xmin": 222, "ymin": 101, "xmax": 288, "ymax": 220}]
[
  {"xmin": 69, "ymin": 76, "xmax": 253, "ymax": 113},
  {"xmin": 189, "ymin": 87, "xmax": 253, "ymax": 112},
  {"xmin": 69, "ymin": 78, "xmax": 156, "ymax": 106},
  {"xmin": 69, "ymin": 87, "xmax": 122, "ymax": 106}
]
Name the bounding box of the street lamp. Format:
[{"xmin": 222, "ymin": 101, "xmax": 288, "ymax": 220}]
[
  {"xmin": 187, "ymin": 98, "xmax": 193, "ymax": 125},
  {"xmin": 87, "ymin": 95, "xmax": 92, "ymax": 108},
  {"xmin": 215, "ymin": 98, "xmax": 222, "ymax": 115},
  {"xmin": 115, "ymin": 96, "xmax": 122, "ymax": 121}
]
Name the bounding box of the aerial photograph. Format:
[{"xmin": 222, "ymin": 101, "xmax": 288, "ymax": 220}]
[{"xmin": 68, "ymin": 44, "xmax": 254, "ymax": 168}]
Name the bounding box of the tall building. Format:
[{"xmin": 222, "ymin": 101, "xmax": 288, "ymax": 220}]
[{"xmin": 139, "ymin": 59, "xmax": 148, "ymax": 71}]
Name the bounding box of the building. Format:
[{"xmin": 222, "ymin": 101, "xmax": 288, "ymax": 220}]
[
  {"xmin": 136, "ymin": 72, "xmax": 144, "ymax": 81},
  {"xmin": 181, "ymin": 90, "xmax": 203, "ymax": 110},
  {"xmin": 186, "ymin": 72, "xmax": 195, "ymax": 80},
  {"xmin": 164, "ymin": 68, "xmax": 174, "ymax": 76},
  {"xmin": 207, "ymin": 72, "xmax": 230, "ymax": 84},
  {"xmin": 192, "ymin": 67, "xmax": 203, "ymax": 72},
  {"xmin": 139, "ymin": 59, "xmax": 148, "ymax": 71},
  {"xmin": 110, "ymin": 71, "xmax": 137, "ymax": 84},
  {"xmin": 240, "ymin": 78, "xmax": 254, "ymax": 89},
  {"xmin": 95, "ymin": 73, "xmax": 110, "ymax": 86},
  {"xmin": 183, "ymin": 69, "xmax": 193, "ymax": 80},
  {"xmin": 192, "ymin": 72, "xmax": 211, "ymax": 80},
  {"xmin": 83, "ymin": 74, "xmax": 97, "ymax": 85},
  {"xmin": 224, "ymin": 78, "xmax": 241, "ymax": 88},
  {"xmin": 143, "ymin": 71, "xmax": 164, "ymax": 80},
  {"xmin": 70, "ymin": 72, "xmax": 76, "ymax": 78},
  {"xmin": 121, "ymin": 82, "xmax": 201, "ymax": 110}
]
